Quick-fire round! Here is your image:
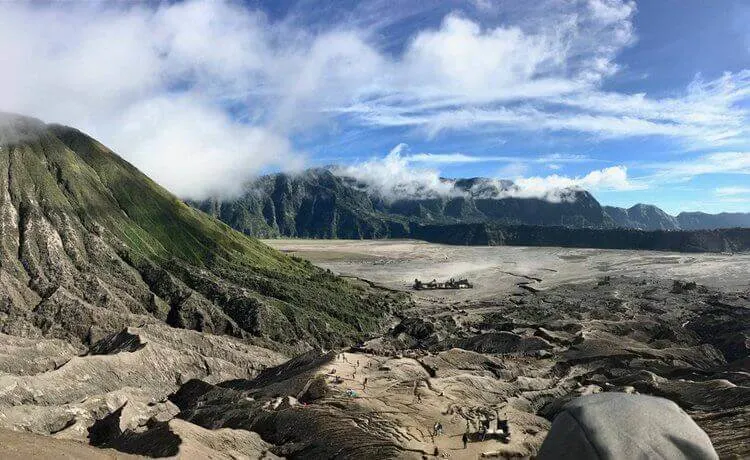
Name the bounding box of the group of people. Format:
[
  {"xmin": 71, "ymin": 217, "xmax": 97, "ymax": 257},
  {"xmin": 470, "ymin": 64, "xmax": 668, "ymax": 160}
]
[
  {"xmin": 335, "ymin": 353, "xmax": 371, "ymax": 391},
  {"xmin": 432, "ymin": 418, "xmax": 511, "ymax": 449}
]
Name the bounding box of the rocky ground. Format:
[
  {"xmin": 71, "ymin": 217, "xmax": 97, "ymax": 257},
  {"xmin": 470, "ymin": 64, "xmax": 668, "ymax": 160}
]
[
  {"xmin": 0, "ymin": 323, "xmax": 285, "ymax": 458},
  {"xmin": 166, "ymin": 276, "xmax": 749, "ymax": 458},
  {"xmin": 1, "ymin": 240, "xmax": 748, "ymax": 459}
]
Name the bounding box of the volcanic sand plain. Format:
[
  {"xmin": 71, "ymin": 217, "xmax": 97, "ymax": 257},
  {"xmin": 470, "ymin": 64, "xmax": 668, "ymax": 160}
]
[{"xmin": 263, "ymin": 239, "xmax": 750, "ymax": 297}]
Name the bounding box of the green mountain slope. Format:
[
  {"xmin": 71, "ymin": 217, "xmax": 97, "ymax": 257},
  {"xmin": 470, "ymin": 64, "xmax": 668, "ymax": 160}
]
[
  {"xmin": 195, "ymin": 169, "xmax": 411, "ymax": 239},
  {"xmin": 0, "ymin": 114, "xmax": 403, "ymax": 350},
  {"xmin": 191, "ymin": 169, "xmax": 613, "ymax": 238}
]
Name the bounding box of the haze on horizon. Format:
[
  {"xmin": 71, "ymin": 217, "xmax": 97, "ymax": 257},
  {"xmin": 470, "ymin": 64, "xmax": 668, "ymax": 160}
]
[{"xmin": 1, "ymin": 0, "xmax": 749, "ymax": 214}]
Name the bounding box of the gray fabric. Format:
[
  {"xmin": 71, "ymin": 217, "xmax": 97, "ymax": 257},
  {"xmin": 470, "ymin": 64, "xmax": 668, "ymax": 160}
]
[{"xmin": 537, "ymin": 393, "xmax": 718, "ymax": 460}]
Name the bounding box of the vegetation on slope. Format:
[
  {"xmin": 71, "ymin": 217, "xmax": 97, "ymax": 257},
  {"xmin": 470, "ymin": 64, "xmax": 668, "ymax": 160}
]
[
  {"xmin": 190, "ymin": 169, "xmax": 611, "ymax": 238},
  {"xmin": 0, "ymin": 114, "xmax": 405, "ymax": 351},
  {"xmin": 193, "ymin": 170, "xmax": 750, "ymax": 239}
]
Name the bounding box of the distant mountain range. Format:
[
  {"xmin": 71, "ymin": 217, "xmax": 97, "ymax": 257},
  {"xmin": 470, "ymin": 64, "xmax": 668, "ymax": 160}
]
[
  {"xmin": 604, "ymin": 204, "xmax": 750, "ymax": 231},
  {"xmin": 411, "ymin": 223, "xmax": 750, "ymax": 253},
  {"xmin": 191, "ymin": 168, "xmax": 750, "ymax": 240}
]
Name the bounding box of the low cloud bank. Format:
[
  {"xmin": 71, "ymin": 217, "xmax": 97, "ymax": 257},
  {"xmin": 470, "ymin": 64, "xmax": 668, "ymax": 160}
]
[
  {"xmin": 332, "ymin": 144, "xmax": 457, "ymax": 199},
  {"xmin": 332, "ymin": 145, "xmax": 642, "ymax": 203}
]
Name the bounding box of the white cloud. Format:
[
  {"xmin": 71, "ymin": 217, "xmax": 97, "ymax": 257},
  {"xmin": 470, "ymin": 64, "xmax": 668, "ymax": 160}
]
[
  {"xmin": 715, "ymin": 187, "xmax": 750, "ymax": 196},
  {"xmin": 398, "ymin": 14, "xmax": 570, "ymax": 102},
  {"xmin": 325, "ymin": 1, "xmax": 656, "ymax": 140},
  {"xmin": 560, "ymin": 72, "xmax": 750, "ymax": 127},
  {"xmin": 496, "ymin": 162, "xmax": 530, "ymax": 178},
  {"xmin": 332, "ymin": 144, "xmax": 457, "ymax": 199},
  {"xmin": 648, "ymin": 152, "xmax": 750, "ymax": 182},
  {"xmin": 0, "ymin": 1, "xmax": 312, "ymax": 199},
  {"xmin": 110, "ymin": 96, "xmax": 302, "ymax": 199},
  {"xmin": 402, "ymin": 151, "xmax": 594, "ymax": 165},
  {"xmin": 508, "ymin": 165, "xmax": 644, "ymax": 201},
  {"xmin": 0, "ymin": 0, "xmax": 381, "ymax": 198},
  {"xmin": 330, "ymin": 5, "xmax": 749, "ymax": 146},
  {"xmin": 405, "ymin": 153, "xmax": 495, "ymax": 164},
  {"xmin": 349, "ymin": 75, "xmax": 750, "ymax": 143},
  {"xmin": 334, "ymin": 2, "xmax": 635, "ymax": 113},
  {"xmin": 588, "ymin": 0, "xmax": 636, "ymax": 24},
  {"xmin": 1, "ymin": 0, "xmax": 748, "ymax": 201},
  {"xmin": 552, "ymin": 71, "xmax": 750, "ymax": 143},
  {"xmin": 540, "ymin": 153, "xmax": 592, "ymax": 163},
  {"xmin": 472, "ymin": 0, "xmax": 494, "ymax": 12},
  {"xmin": 333, "ymin": 145, "xmax": 641, "ymax": 202}
]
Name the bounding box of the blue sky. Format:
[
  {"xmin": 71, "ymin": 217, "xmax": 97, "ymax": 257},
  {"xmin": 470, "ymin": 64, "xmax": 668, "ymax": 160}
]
[{"xmin": 2, "ymin": 0, "xmax": 749, "ymax": 213}]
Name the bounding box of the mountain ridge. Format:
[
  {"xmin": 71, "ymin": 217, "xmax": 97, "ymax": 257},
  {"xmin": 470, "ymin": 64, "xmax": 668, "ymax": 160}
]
[
  {"xmin": 410, "ymin": 222, "xmax": 750, "ymax": 253},
  {"xmin": 191, "ymin": 169, "xmax": 750, "ymax": 241}
]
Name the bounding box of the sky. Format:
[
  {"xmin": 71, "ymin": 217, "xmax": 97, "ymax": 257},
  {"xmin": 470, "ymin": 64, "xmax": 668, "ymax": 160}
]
[{"xmin": 1, "ymin": 0, "xmax": 749, "ymax": 213}]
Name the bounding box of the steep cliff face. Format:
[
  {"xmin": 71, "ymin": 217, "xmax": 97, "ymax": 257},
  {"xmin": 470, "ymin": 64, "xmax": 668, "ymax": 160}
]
[
  {"xmin": 193, "ymin": 170, "xmax": 615, "ymax": 238},
  {"xmin": 195, "ymin": 171, "xmax": 750, "ymax": 239},
  {"xmin": 677, "ymin": 211, "xmax": 750, "ymax": 230},
  {"xmin": 195, "ymin": 169, "xmax": 411, "ymax": 239},
  {"xmin": 603, "ymin": 204, "xmax": 680, "ymax": 230},
  {"xmin": 410, "ymin": 222, "xmax": 750, "ymax": 252},
  {"xmin": 0, "ymin": 114, "xmax": 403, "ymax": 351}
]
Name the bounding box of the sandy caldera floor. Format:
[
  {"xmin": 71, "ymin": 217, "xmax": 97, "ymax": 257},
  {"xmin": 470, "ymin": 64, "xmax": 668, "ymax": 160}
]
[
  {"xmin": 242, "ymin": 239, "xmax": 750, "ymax": 459},
  {"xmin": 262, "ymin": 239, "xmax": 750, "ymax": 300}
]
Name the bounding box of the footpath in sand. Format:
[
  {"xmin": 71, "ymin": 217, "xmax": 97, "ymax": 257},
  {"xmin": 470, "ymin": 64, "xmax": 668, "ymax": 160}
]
[
  {"xmin": 321, "ymin": 351, "xmax": 549, "ymax": 458},
  {"xmin": 174, "ymin": 344, "xmax": 555, "ymax": 458}
]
